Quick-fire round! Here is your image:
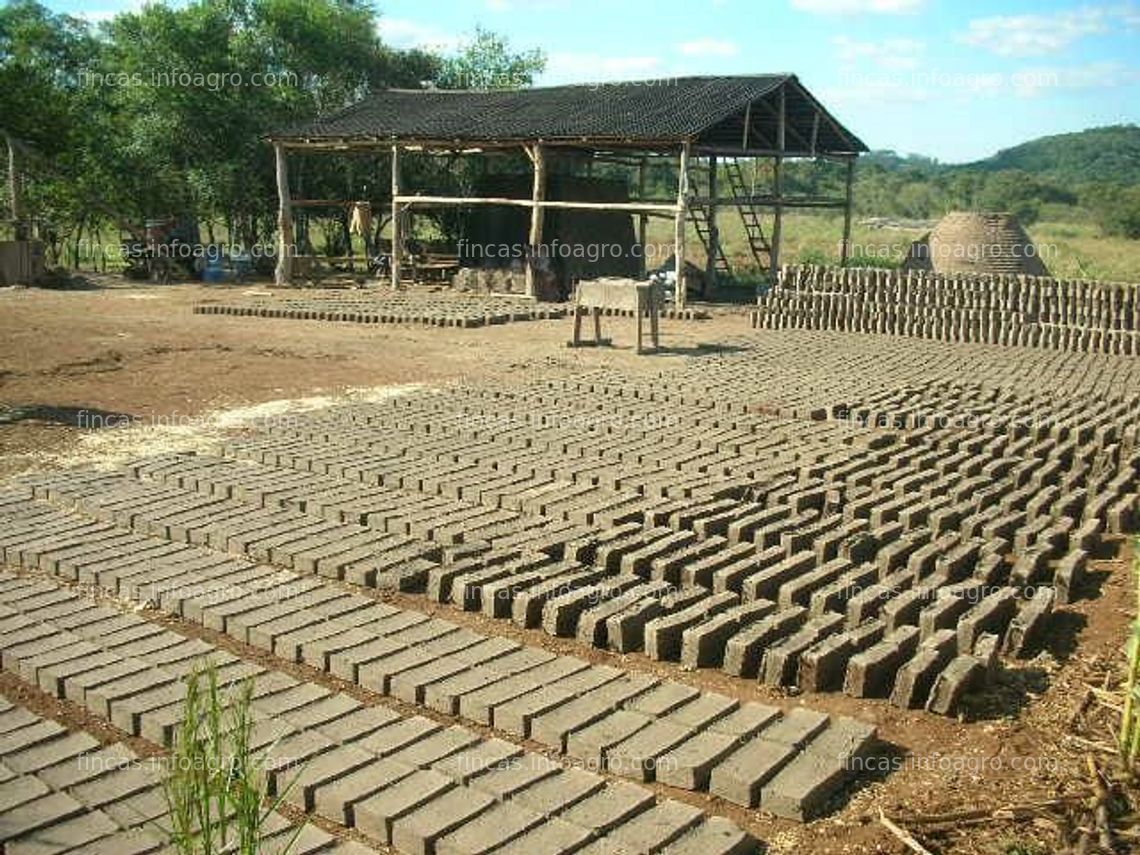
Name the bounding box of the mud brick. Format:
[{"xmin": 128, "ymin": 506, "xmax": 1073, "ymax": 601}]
[
  {"xmin": 760, "ymin": 717, "xmax": 877, "ymax": 820},
  {"xmin": 386, "ymin": 725, "xmax": 481, "ymax": 769},
  {"xmin": 468, "ymin": 752, "xmax": 561, "ymax": 801},
  {"xmin": 619, "ymin": 530, "xmax": 698, "ymax": 576},
  {"xmin": 603, "ymin": 584, "xmax": 698, "ymax": 652},
  {"xmin": 84, "ymin": 668, "xmax": 179, "ymax": 720},
  {"xmin": 5, "ymin": 806, "xmax": 119, "ymax": 854},
  {"xmin": 579, "ymin": 583, "xmax": 674, "ymax": 647},
  {"xmin": 459, "ymin": 657, "xmax": 589, "ymax": 725},
  {"xmin": 679, "ymin": 598, "xmax": 775, "ymax": 670},
  {"xmin": 799, "ymin": 620, "xmax": 885, "ymax": 692},
  {"xmin": 778, "ymin": 557, "xmax": 852, "ymax": 609},
  {"xmin": 564, "ymin": 709, "xmax": 651, "ymax": 766},
  {"xmin": 3, "ymin": 633, "xmax": 84, "ymax": 676},
  {"xmin": 662, "ymin": 816, "xmax": 757, "ymax": 855},
  {"xmin": 590, "ymin": 800, "xmax": 703, "ymax": 853},
  {"xmin": 358, "ymin": 629, "xmax": 485, "ymax": 694},
  {"xmin": 813, "ymin": 518, "xmax": 868, "ymax": 563},
  {"xmin": 703, "ymin": 550, "xmax": 762, "ymax": 597},
  {"xmin": 300, "ymin": 626, "xmax": 391, "ymax": 676},
  {"xmin": 312, "ymin": 758, "xmax": 416, "ymax": 826},
  {"xmin": 926, "ymin": 654, "xmax": 988, "ymax": 715},
  {"xmin": 918, "ymin": 583, "xmax": 979, "ymax": 638},
  {"xmin": 480, "ymin": 561, "xmax": 569, "ymax": 619},
  {"xmin": 740, "ymin": 550, "xmax": 814, "ymax": 602},
  {"xmin": 559, "ymin": 781, "xmax": 655, "ymax": 834},
  {"xmin": 450, "ymin": 563, "xmax": 518, "ymax": 611},
  {"xmin": 492, "ymin": 665, "xmax": 622, "ymax": 737},
  {"xmin": 111, "ymin": 680, "xmax": 191, "ymax": 735},
  {"xmin": 353, "ymin": 769, "xmax": 455, "ymax": 844},
  {"xmin": 530, "ymin": 674, "xmax": 658, "ymax": 750},
  {"xmin": 644, "ymin": 592, "xmax": 738, "ymax": 661},
  {"xmin": 935, "ymin": 540, "xmax": 981, "ymax": 582},
  {"xmin": 957, "ymin": 588, "xmax": 1018, "ymax": 651},
  {"xmin": 1004, "ymin": 587, "xmax": 1055, "ymax": 657},
  {"xmin": 391, "ymin": 785, "xmax": 497, "ymax": 855},
  {"xmin": 881, "ymin": 584, "xmax": 931, "ymax": 632},
  {"xmin": 423, "ymin": 648, "xmax": 556, "ymax": 715},
  {"xmin": 1009, "ymin": 546, "xmax": 1052, "ymax": 587},
  {"xmin": 253, "ymin": 681, "xmax": 329, "ymax": 715},
  {"xmin": 68, "ymin": 764, "xmax": 157, "ymax": 810},
  {"xmin": 0, "ymin": 722, "xmax": 70, "ymax": 767},
  {"xmin": 284, "ymin": 743, "xmax": 376, "ymax": 811},
  {"xmin": 292, "ymin": 530, "xmax": 399, "ymax": 575},
  {"xmin": 680, "ymin": 542, "xmax": 756, "ymax": 588},
  {"xmin": 607, "ymin": 719, "xmax": 695, "ymax": 782},
  {"xmin": 541, "ymin": 575, "xmax": 643, "ymax": 637},
  {"xmin": 509, "ymin": 767, "xmax": 601, "ymax": 816},
  {"xmin": 434, "ymin": 801, "xmax": 545, "ymax": 855},
  {"xmin": 843, "ymin": 625, "xmax": 920, "ymax": 698},
  {"xmin": 488, "ymin": 817, "xmax": 592, "ymax": 855},
  {"xmin": 430, "ymin": 737, "xmax": 522, "ymax": 785},
  {"xmin": 708, "ymin": 734, "xmax": 803, "ymax": 808},
  {"xmin": 389, "ymin": 637, "xmax": 520, "ymax": 704},
  {"xmin": 651, "ymin": 536, "xmax": 729, "ymax": 583},
  {"xmin": 809, "ymin": 563, "xmax": 877, "ymax": 617},
  {"xmin": 721, "ymin": 605, "xmax": 805, "ymax": 677},
  {"xmin": 890, "ymin": 628, "xmax": 958, "ymax": 709},
  {"xmin": 283, "ymin": 694, "xmax": 361, "ymax": 731},
  {"xmin": 761, "ymin": 612, "xmax": 845, "ymax": 687},
  {"xmin": 38, "ymin": 648, "xmax": 123, "ymax": 698}
]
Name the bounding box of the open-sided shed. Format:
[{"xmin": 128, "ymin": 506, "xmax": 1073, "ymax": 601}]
[{"xmin": 267, "ymin": 75, "xmax": 867, "ymax": 305}]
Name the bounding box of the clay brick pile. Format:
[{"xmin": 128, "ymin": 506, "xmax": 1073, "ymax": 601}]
[{"xmin": 753, "ymin": 265, "xmax": 1140, "ymax": 355}]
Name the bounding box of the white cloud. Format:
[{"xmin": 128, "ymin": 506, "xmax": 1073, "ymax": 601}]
[
  {"xmin": 678, "ymin": 37, "xmax": 739, "ymax": 57},
  {"xmin": 832, "ymin": 35, "xmax": 925, "ymax": 70},
  {"xmin": 1010, "ymin": 62, "xmax": 1140, "ymax": 97},
  {"xmin": 376, "ymin": 18, "xmax": 463, "ymax": 52},
  {"xmin": 959, "ymin": 7, "xmax": 1113, "ymax": 57},
  {"xmin": 792, "ymin": 0, "xmax": 924, "ymax": 14}
]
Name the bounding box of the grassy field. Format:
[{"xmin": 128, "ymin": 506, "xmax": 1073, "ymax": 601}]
[{"xmin": 647, "ymin": 212, "xmax": 1140, "ymax": 284}]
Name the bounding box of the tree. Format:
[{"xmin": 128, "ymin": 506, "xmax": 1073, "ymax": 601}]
[{"xmin": 436, "ymin": 27, "xmax": 545, "ymax": 90}]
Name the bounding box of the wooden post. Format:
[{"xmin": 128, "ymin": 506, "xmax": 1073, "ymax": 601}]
[
  {"xmin": 674, "ymin": 143, "xmax": 690, "ymax": 309},
  {"xmin": 637, "ymin": 156, "xmax": 648, "ymax": 278},
  {"xmin": 770, "ymin": 86, "xmax": 786, "ymax": 276},
  {"xmin": 273, "ymin": 142, "xmax": 293, "ymax": 287},
  {"xmin": 841, "ymin": 157, "xmax": 855, "ymax": 266},
  {"xmin": 390, "ymin": 145, "xmax": 401, "ymax": 288},
  {"xmin": 526, "ymin": 143, "xmax": 546, "ymax": 298},
  {"xmin": 706, "ymin": 154, "xmax": 719, "ymax": 292}
]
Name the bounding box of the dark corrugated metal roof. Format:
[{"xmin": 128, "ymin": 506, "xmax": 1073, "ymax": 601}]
[{"xmin": 270, "ymin": 75, "xmax": 867, "ymax": 154}]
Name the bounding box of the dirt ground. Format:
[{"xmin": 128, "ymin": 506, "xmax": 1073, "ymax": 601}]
[{"xmin": 1, "ymin": 278, "xmax": 1135, "ymax": 855}]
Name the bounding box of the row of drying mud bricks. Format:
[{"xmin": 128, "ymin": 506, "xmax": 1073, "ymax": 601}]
[
  {"xmin": 756, "ymin": 266, "xmax": 1140, "ymax": 354},
  {"xmin": 0, "ymin": 575, "xmax": 762, "ymax": 854},
  {"xmin": 0, "ymin": 503, "xmax": 872, "ymax": 828},
  {"xmin": 780, "ymin": 265, "xmax": 1140, "ymax": 328},
  {"xmin": 753, "ymin": 302, "xmax": 1140, "ymax": 355},
  {"xmin": 52, "ymin": 427, "xmax": 1135, "ymax": 713},
  {"xmin": 193, "ymin": 303, "xmax": 563, "ymax": 327}
]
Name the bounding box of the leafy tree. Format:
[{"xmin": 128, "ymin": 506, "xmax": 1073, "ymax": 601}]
[{"xmin": 436, "ymin": 26, "xmax": 545, "ymax": 90}]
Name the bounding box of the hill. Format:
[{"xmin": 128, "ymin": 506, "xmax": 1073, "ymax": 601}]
[{"xmin": 965, "ymin": 124, "xmax": 1140, "ymax": 187}]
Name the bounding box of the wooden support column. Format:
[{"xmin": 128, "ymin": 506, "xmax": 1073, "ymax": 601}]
[
  {"xmin": 770, "ymin": 85, "xmax": 786, "ymax": 276},
  {"xmin": 841, "ymin": 156, "xmax": 855, "ymax": 266},
  {"xmin": 273, "ymin": 142, "xmax": 293, "ymax": 287},
  {"xmin": 674, "ymin": 143, "xmax": 690, "ymax": 309},
  {"xmin": 637, "ymin": 156, "xmax": 648, "ymax": 278},
  {"xmin": 706, "ymin": 154, "xmax": 719, "ymax": 291},
  {"xmin": 390, "ymin": 144, "xmax": 401, "ymax": 288},
  {"xmin": 526, "ymin": 143, "xmax": 546, "ymax": 298}
]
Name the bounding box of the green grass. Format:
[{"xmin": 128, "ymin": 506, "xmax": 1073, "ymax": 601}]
[
  {"xmin": 647, "ymin": 211, "xmax": 1140, "ymax": 284},
  {"xmin": 163, "ymin": 661, "xmax": 303, "ymax": 855}
]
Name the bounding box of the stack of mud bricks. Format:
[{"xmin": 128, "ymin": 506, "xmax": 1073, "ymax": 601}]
[{"xmin": 753, "ymin": 265, "xmax": 1140, "ymax": 356}]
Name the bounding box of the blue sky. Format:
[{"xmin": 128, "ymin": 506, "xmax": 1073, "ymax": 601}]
[{"xmin": 45, "ymin": 0, "xmax": 1140, "ymax": 162}]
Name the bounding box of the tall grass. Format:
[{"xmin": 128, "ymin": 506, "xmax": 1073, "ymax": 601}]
[{"xmin": 163, "ymin": 661, "xmax": 302, "ymax": 855}]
